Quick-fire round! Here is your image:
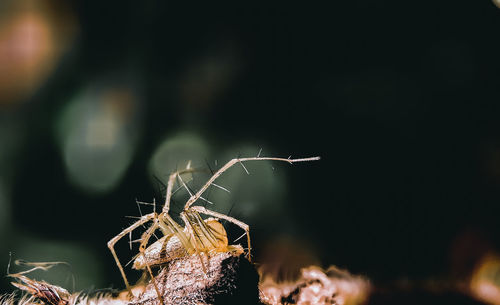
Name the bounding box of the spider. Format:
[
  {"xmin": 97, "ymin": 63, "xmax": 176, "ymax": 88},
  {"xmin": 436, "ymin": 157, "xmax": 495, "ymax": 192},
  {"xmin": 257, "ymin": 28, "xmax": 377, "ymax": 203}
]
[{"xmin": 107, "ymin": 155, "xmax": 320, "ymax": 301}]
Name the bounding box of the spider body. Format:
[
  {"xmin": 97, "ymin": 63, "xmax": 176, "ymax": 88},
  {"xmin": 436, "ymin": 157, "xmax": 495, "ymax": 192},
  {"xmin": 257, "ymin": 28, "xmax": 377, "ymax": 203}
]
[
  {"xmin": 132, "ymin": 212, "xmax": 242, "ymax": 270},
  {"xmin": 107, "ymin": 155, "xmax": 320, "ymax": 302}
]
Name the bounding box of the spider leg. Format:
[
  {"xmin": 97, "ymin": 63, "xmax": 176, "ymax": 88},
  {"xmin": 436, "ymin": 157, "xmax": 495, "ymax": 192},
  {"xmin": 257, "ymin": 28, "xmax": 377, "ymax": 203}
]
[
  {"xmin": 180, "ymin": 212, "xmax": 207, "ymax": 274},
  {"xmin": 136, "ymin": 219, "xmax": 165, "ymax": 305},
  {"xmin": 177, "ymin": 174, "xmax": 221, "ymax": 251},
  {"xmin": 163, "ymin": 166, "xmax": 197, "ymax": 214},
  {"xmin": 184, "ymin": 156, "xmax": 320, "ymax": 209},
  {"xmin": 190, "ymin": 206, "xmax": 252, "ymax": 262},
  {"xmin": 107, "ymin": 212, "xmax": 157, "ymax": 291}
]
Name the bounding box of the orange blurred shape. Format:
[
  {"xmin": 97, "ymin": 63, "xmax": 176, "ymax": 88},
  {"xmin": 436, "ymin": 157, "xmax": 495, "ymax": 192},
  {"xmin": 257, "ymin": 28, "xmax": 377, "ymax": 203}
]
[
  {"xmin": 470, "ymin": 253, "xmax": 500, "ymax": 305},
  {"xmin": 0, "ymin": 0, "xmax": 76, "ymax": 106}
]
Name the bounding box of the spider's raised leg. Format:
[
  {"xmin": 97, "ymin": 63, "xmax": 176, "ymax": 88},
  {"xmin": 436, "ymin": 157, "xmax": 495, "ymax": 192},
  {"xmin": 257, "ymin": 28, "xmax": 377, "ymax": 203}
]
[
  {"xmin": 182, "ymin": 156, "xmax": 320, "ymax": 261},
  {"xmin": 184, "ymin": 156, "xmax": 320, "ymax": 209},
  {"xmin": 107, "ymin": 212, "xmax": 157, "ymax": 291}
]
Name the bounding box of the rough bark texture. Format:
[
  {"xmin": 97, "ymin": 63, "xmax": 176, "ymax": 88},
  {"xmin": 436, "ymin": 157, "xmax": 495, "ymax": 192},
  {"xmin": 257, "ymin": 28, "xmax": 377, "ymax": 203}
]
[{"xmin": 130, "ymin": 252, "xmax": 260, "ymax": 305}]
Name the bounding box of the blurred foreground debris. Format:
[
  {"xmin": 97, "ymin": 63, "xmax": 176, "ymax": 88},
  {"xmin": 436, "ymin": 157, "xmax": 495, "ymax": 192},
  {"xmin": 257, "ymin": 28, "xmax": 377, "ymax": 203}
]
[
  {"xmin": 259, "ymin": 265, "xmax": 371, "ymax": 305},
  {"xmin": 6, "ymin": 261, "xmax": 126, "ymax": 305},
  {"xmin": 11, "ymin": 275, "xmax": 70, "ymax": 305},
  {"xmin": 5, "ymin": 275, "xmax": 125, "ymax": 305}
]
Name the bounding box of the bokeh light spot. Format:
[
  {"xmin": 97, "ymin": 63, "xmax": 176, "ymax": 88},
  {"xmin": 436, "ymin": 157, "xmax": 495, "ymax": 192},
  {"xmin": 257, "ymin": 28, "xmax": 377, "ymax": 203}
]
[
  {"xmin": 149, "ymin": 132, "xmax": 210, "ymax": 187},
  {"xmin": 0, "ymin": 0, "xmax": 77, "ymax": 106},
  {"xmin": 55, "ymin": 86, "xmax": 140, "ymax": 194}
]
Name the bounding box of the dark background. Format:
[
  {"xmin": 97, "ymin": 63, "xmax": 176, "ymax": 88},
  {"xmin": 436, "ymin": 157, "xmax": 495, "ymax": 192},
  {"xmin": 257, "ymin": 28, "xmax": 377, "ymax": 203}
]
[{"xmin": 1, "ymin": 0, "xmax": 500, "ymax": 298}]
